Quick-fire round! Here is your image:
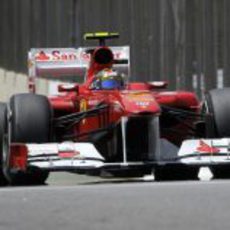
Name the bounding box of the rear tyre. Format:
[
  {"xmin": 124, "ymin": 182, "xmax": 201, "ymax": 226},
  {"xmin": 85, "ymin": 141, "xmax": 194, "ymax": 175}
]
[
  {"xmin": 6, "ymin": 94, "xmax": 52, "ymax": 185},
  {"xmin": 103, "ymin": 168, "xmax": 152, "ymax": 178},
  {"xmin": 154, "ymin": 166, "xmax": 198, "ymax": 181},
  {"xmin": 210, "ymin": 166, "xmax": 230, "ymax": 179},
  {"xmin": 205, "ymin": 88, "xmax": 230, "ymax": 178}
]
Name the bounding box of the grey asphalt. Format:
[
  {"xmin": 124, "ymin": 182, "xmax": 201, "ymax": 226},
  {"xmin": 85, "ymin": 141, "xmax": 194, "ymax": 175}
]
[{"xmin": 0, "ymin": 173, "xmax": 229, "ymax": 230}]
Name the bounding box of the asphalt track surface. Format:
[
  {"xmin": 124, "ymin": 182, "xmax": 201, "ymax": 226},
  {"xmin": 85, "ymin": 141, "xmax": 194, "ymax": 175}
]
[{"xmin": 0, "ymin": 172, "xmax": 229, "ymax": 230}]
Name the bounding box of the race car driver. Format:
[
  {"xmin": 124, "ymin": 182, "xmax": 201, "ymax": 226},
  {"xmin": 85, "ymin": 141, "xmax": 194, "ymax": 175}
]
[{"xmin": 92, "ymin": 68, "xmax": 125, "ymax": 90}]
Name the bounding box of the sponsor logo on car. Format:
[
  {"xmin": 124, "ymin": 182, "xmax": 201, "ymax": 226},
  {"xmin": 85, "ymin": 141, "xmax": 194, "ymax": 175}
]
[{"xmin": 35, "ymin": 50, "xmax": 77, "ymax": 61}]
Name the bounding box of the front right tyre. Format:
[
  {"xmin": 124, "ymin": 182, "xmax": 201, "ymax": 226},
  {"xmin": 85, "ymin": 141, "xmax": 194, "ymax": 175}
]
[
  {"xmin": 205, "ymin": 88, "xmax": 230, "ymax": 138},
  {"xmin": 5, "ymin": 94, "xmax": 52, "ymax": 185}
]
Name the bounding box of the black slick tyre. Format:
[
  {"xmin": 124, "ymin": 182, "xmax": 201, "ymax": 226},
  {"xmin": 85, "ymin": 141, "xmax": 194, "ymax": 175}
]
[
  {"xmin": 7, "ymin": 94, "xmax": 52, "ymax": 185},
  {"xmin": 154, "ymin": 165, "xmax": 198, "ymax": 181},
  {"xmin": 205, "ymin": 88, "xmax": 230, "ymax": 137},
  {"xmin": 205, "ymin": 88, "xmax": 230, "ymax": 178}
]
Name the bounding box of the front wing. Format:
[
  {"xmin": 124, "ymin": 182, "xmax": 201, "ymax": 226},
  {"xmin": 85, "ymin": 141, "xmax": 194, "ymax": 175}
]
[
  {"xmin": 9, "ymin": 138, "xmax": 230, "ymax": 173},
  {"xmin": 26, "ymin": 142, "xmax": 105, "ymax": 171},
  {"xmin": 177, "ymin": 138, "xmax": 230, "ymax": 165}
]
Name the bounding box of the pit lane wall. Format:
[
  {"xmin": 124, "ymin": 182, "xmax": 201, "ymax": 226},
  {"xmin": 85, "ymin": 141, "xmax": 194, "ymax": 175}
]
[{"xmin": 0, "ymin": 68, "xmax": 49, "ymax": 101}]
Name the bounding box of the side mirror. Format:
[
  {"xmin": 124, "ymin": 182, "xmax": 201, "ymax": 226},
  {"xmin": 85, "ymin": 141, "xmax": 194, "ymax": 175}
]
[{"xmin": 58, "ymin": 83, "xmax": 79, "ymax": 93}]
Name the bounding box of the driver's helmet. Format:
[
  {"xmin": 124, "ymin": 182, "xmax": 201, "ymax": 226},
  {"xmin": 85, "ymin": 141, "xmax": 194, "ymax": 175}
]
[{"xmin": 93, "ymin": 68, "xmax": 124, "ymax": 90}]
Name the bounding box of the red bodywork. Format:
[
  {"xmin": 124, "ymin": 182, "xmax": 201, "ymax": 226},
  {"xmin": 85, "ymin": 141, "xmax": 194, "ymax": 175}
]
[{"xmin": 48, "ymin": 45, "xmax": 200, "ymax": 150}]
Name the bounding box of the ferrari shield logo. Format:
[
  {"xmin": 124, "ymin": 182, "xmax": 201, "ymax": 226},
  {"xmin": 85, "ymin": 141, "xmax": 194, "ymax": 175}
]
[{"xmin": 80, "ymin": 99, "xmax": 87, "ymax": 111}]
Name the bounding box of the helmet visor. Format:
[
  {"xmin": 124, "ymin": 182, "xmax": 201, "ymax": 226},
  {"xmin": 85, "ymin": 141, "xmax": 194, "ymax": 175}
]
[{"xmin": 101, "ymin": 78, "xmax": 121, "ymax": 89}]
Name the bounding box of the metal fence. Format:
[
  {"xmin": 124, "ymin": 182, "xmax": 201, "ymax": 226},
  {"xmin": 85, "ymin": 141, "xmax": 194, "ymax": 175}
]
[{"xmin": 0, "ymin": 0, "xmax": 228, "ymax": 96}]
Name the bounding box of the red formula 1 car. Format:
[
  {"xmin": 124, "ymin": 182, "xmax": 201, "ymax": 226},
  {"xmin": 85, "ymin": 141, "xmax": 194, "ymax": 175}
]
[{"xmin": 1, "ymin": 32, "xmax": 230, "ymax": 185}]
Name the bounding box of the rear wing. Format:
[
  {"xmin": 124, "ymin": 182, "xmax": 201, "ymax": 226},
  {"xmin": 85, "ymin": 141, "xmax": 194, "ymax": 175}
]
[{"xmin": 28, "ymin": 47, "xmax": 130, "ymax": 92}]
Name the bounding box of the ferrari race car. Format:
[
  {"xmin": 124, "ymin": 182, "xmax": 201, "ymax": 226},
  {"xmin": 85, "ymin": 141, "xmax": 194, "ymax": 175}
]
[{"xmin": 1, "ymin": 32, "xmax": 230, "ymax": 185}]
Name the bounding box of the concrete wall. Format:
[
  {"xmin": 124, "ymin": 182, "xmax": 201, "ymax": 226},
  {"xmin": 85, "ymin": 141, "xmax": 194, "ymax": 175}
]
[{"xmin": 0, "ymin": 68, "xmax": 49, "ymax": 101}]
